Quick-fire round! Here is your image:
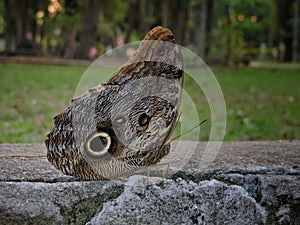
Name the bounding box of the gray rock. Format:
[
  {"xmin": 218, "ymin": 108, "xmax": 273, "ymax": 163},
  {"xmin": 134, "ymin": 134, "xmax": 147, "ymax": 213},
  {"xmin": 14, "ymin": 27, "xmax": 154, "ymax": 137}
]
[
  {"xmin": 0, "ymin": 181, "xmax": 123, "ymax": 225},
  {"xmin": 0, "ymin": 141, "xmax": 299, "ymax": 224},
  {"xmin": 90, "ymin": 175, "xmax": 266, "ymax": 225}
]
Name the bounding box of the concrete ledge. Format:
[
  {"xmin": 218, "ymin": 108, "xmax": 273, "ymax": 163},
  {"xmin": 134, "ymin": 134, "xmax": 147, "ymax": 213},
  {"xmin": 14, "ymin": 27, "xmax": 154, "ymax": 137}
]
[{"xmin": 0, "ymin": 141, "xmax": 299, "ymax": 224}]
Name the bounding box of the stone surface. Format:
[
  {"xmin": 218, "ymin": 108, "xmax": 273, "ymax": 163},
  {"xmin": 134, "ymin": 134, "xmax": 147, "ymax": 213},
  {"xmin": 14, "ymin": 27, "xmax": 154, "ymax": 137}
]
[
  {"xmin": 90, "ymin": 176, "xmax": 266, "ymax": 225},
  {"xmin": 0, "ymin": 141, "xmax": 299, "ymax": 225},
  {"xmin": 0, "ymin": 181, "xmax": 123, "ymax": 225}
]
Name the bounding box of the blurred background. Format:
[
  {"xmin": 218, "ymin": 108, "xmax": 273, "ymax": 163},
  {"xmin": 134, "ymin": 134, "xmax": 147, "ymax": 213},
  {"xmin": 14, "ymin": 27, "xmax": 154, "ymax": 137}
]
[
  {"xmin": 0, "ymin": 0, "xmax": 299, "ymax": 143},
  {"xmin": 1, "ymin": 0, "xmax": 299, "ymax": 63}
]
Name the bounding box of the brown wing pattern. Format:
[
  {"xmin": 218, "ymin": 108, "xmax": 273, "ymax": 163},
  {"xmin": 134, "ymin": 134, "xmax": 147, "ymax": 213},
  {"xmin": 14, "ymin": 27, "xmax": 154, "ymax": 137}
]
[{"xmin": 45, "ymin": 26, "xmax": 183, "ymax": 180}]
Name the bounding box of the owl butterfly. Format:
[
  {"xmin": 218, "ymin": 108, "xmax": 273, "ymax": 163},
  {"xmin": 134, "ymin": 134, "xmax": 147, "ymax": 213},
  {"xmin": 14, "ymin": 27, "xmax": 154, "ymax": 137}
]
[{"xmin": 45, "ymin": 26, "xmax": 183, "ymax": 180}]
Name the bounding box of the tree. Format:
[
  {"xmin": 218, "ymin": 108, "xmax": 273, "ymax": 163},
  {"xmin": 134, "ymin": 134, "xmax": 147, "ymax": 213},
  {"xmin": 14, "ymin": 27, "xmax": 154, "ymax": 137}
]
[
  {"xmin": 274, "ymin": 0, "xmax": 295, "ymax": 61},
  {"xmin": 61, "ymin": 0, "xmax": 81, "ymax": 58},
  {"xmin": 3, "ymin": 0, "xmax": 17, "ymax": 53},
  {"xmin": 75, "ymin": 0, "xmax": 101, "ymax": 59},
  {"xmin": 124, "ymin": 0, "xmax": 142, "ymax": 43},
  {"xmin": 3, "ymin": 0, "xmax": 49, "ymax": 55},
  {"xmin": 162, "ymin": 0, "xmax": 190, "ymax": 45},
  {"xmin": 192, "ymin": 0, "xmax": 214, "ymax": 59},
  {"xmin": 292, "ymin": 0, "xmax": 299, "ymax": 62},
  {"xmin": 1, "ymin": 0, "xmax": 298, "ymax": 62}
]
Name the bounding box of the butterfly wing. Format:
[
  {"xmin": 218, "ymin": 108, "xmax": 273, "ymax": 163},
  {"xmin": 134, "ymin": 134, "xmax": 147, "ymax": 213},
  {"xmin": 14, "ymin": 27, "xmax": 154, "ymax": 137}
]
[{"xmin": 45, "ymin": 26, "xmax": 183, "ymax": 180}]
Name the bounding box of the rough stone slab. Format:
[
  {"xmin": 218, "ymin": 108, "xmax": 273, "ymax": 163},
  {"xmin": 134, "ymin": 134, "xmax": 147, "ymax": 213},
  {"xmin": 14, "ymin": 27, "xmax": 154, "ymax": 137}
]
[
  {"xmin": 90, "ymin": 176, "xmax": 266, "ymax": 225},
  {"xmin": 0, "ymin": 141, "xmax": 299, "ymax": 224},
  {"xmin": 0, "ymin": 144, "xmax": 74, "ymax": 182},
  {"xmin": 1, "ymin": 141, "xmax": 299, "ymax": 182},
  {"xmin": 0, "ymin": 181, "xmax": 123, "ymax": 225}
]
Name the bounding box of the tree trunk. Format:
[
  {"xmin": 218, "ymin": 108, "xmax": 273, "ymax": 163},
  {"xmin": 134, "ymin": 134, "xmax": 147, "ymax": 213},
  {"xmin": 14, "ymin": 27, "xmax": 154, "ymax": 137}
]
[
  {"xmin": 292, "ymin": 0, "xmax": 299, "ymax": 62},
  {"xmin": 192, "ymin": 0, "xmax": 214, "ymax": 58},
  {"xmin": 3, "ymin": 0, "xmax": 47, "ymax": 55},
  {"xmin": 124, "ymin": 0, "xmax": 142, "ymax": 43},
  {"xmin": 3, "ymin": 0, "xmax": 17, "ymax": 53},
  {"xmin": 275, "ymin": 0, "xmax": 294, "ymax": 61},
  {"xmin": 75, "ymin": 0, "xmax": 101, "ymax": 59},
  {"xmin": 199, "ymin": 0, "xmax": 207, "ymax": 58},
  {"xmin": 162, "ymin": 0, "xmax": 168, "ymax": 27},
  {"xmin": 16, "ymin": 0, "xmax": 29, "ymax": 51},
  {"xmin": 63, "ymin": 27, "xmax": 77, "ymax": 58},
  {"xmin": 225, "ymin": 5, "xmax": 233, "ymax": 66},
  {"xmin": 205, "ymin": 0, "xmax": 214, "ymax": 57},
  {"xmin": 62, "ymin": 0, "xmax": 80, "ymax": 58},
  {"xmin": 162, "ymin": 0, "xmax": 189, "ymax": 45},
  {"xmin": 193, "ymin": 2, "xmax": 201, "ymax": 53}
]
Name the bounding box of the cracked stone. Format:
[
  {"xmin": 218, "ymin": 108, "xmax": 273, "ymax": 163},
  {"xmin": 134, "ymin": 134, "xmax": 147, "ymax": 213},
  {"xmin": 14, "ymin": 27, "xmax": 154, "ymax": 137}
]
[
  {"xmin": 0, "ymin": 141, "xmax": 299, "ymax": 224},
  {"xmin": 90, "ymin": 175, "xmax": 266, "ymax": 224}
]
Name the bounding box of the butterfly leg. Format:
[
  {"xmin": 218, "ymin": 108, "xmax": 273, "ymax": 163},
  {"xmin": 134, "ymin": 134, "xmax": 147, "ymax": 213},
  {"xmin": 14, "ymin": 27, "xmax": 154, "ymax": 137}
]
[
  {"xmin": 159, "ymin": 163, "xmax": 170, "ymax": 188},
  {"xmin": 142, "ymin": 166, "xmax": 151, "ymax": 195},
  {"xmin": 162, "ymin": 163, "xmax": 170, "ymax": 180}
]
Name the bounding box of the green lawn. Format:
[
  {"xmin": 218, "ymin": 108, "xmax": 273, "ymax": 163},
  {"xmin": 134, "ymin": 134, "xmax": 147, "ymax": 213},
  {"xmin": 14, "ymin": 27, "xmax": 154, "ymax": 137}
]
[{"xmin": 0, "ymin": 64, "xmax": 299, "ymax": 143}]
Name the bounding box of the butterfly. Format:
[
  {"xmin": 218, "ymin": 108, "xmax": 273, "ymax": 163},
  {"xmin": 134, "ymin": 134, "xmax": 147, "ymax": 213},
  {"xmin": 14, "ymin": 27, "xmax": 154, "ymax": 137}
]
[{"xmin": 45, "ymin": 26, "xmax": 183, "ymax": 180}]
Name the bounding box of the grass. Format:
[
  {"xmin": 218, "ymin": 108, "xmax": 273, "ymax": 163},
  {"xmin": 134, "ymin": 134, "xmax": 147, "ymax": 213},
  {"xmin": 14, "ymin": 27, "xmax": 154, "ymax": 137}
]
[
  {"xmin": 0, "ymin": 64, "xmax": 299, "ymax": 143},
  {"xmin": 0, "ymin": 65, "xmax": 85, "ymax": 143},
  {"xmin": 199, "ymin": 67, "xmax": 300, "ymax": 141}
]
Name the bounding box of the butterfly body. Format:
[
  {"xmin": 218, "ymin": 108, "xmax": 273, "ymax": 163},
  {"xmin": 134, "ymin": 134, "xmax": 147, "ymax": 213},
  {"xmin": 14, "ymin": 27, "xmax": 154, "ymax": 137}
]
[{"xmin": 45, "ymin": 26, "xmax": 183, "ymax": 180}]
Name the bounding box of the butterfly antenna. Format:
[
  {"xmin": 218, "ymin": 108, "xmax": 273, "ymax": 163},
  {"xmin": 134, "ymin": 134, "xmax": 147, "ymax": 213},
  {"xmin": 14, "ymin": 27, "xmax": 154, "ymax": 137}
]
[
  {"xmin": 169, "ymin": 119, "xmax": 208, "ymax": 142},
  {"xmin": 176, "ymin": 111, "xmax": 182, "ymax": 125}
]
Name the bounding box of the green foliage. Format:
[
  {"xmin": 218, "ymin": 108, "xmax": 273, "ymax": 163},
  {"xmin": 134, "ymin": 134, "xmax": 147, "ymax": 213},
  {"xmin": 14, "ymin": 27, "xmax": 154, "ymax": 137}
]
[
  {"xmin": 97, "ymin": 0, "xmax": 130, "ymax": 45},
  {"xmin": 42, "ymin": 1, "xmax": 82, "ymax": 49},
  {"xmin": 210, "ymin": 0, "xmax": 274, "ymax": 64},
  {"xmin": 210, "ymin": 20, "xmax": 244, "ymax": 65}
]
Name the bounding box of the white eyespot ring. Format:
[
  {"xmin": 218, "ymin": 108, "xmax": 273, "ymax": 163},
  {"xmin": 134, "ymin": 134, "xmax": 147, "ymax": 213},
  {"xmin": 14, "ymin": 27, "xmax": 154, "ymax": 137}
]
[{"xmin": 86, "ymin": 132, "xmax": 111, "ymax": 157}]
